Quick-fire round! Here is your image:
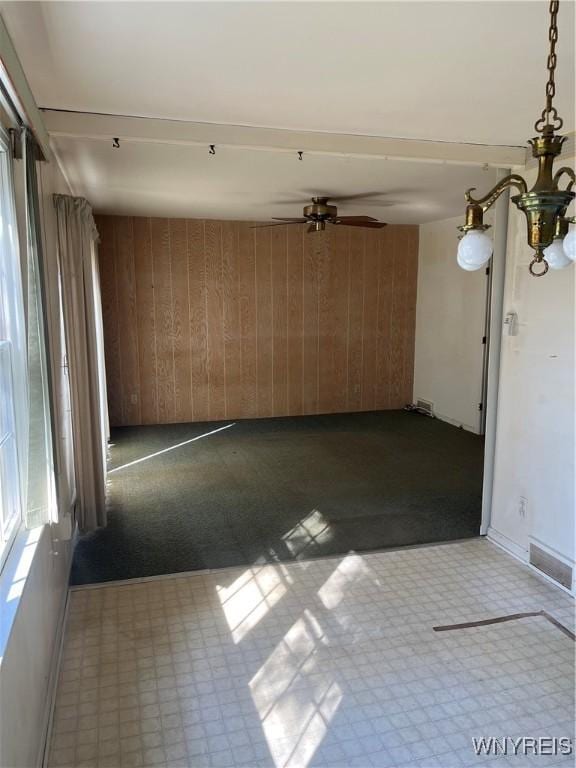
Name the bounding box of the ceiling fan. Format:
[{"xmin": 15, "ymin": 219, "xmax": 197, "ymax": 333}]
[{"xmin": 252, "ymin": 196, "xmax": 388, "ymax": 233}]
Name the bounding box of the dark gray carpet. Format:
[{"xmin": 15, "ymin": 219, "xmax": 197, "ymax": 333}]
[{"xmin": 70, "ymin": 410, "xmax": 484, "ymax": 585}]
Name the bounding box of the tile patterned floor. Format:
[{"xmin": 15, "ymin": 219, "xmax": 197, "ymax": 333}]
[{"xmin": 49, "ymin": 540, "xmax": 575, "ymax": 768}]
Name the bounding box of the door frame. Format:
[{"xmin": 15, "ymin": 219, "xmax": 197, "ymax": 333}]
[{"xmin": 480, "ymin": 168, "xmax": 510, "ymax": 535}]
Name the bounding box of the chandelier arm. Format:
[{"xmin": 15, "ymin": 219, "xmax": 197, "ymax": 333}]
[
  {"xmin": 552, "ymin": 166, "xmax": 576, "ymax": 192},
  {"xmin": 465, "ymin": 174, "xmax": 528, "ymax": 211}
]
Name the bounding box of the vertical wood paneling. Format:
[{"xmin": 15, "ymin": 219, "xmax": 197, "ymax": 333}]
[
  {"xmin": 205, "ymin": 220, "xmax": 225, "ymax": 420},
  {"xmin": 115, "ymin": 217, "xmax": 141, "ymax": 425},
  {"xmin": 222, "ymin": 221, "xmax": 240, "ymax": 419},
  {"xmin": 96, "ymin": 215, "xmax": 122, "ymax": 426},
  {"xmin": 97, "ymin": 215, "xmax": 418, "ymax": 426},
  {"xmin": 255, "ymin": 228, "xmax": 273, "ymax": 417},
  {"xmin": 347, "ymin": 229, "xmax": 364, "ymax": 411},
  {"xmin": 286, "ymin": 225, "xmax": 304, "ymax": 416},
  {"xmin": 151, "ymin": 218, "xmax": 175, "ymax": 422},
  {"xmin": 332, "ymin": 227, "xmax": 349, "ymax": 413},
  {"xmin": 170, "ymin": 218, "xmax": 192, "ymax": 422},
  {"xmin": 375, "ymin": 227, "xmax": 394, "ymax": 410},
  {"xmin": 188, "ymin": 219, "xmax": 209, "ymax": 422},
  {"xmin": 133, "ymin": 217, "xmax": 158, "ymax": 423},
  {"xmin": 302, "ymin": 232, "xmax": 320, "ymax": 414},
  {"xmin": 361, "ymin": 229, "xmax": 379, "ymax": 411},
  {"xmin": 238, "ymin": 223, "xmax": 258, "ymax": 418},
  {"xmin": 318, "ymin": 229, "xmax": 335, "ymax": 414},
  {"xmin": 271, "ymin": 226, "xmax": 288, "ymax": 416}
]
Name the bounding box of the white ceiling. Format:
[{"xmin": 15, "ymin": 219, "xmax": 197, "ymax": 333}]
[
  {"xmin": 50, "ymin": 134, "xmax": 499, "ymax": 221},
  {"xmin": 3, "ymin": 1, "xmax": 574, "ymax": 145},
  {"xmin": 2, "ymin": 1, "xmax": 573, "ymax": 221}
]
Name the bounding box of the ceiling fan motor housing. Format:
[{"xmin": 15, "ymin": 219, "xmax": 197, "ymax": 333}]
[{"xmin": 304, "ymin": 197, "xmax": 338, "ymax": 221}]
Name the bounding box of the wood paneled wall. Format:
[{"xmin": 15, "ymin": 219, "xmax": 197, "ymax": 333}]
[{"xmin": 96, "ymin": 215, "xmax": 418, "ymax": 426}]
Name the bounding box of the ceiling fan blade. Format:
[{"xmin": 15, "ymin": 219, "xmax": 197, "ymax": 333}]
[
  {"xmin": 272, "ymin": 217, "xmax": 308, "ymax": 222},
  {"xmin": 335, "ymin": 215, "xmax": 379, "ymax": 223},
  {"xmin": 330, "ymin": 188, "xmax": 413, "ymax": 204},
  {"xmin": 341, "ymin": 200, "xmax": 399, "ymax": 209},
  {"xmin": 333, "ymin": 220, "xmax": 387, "ymax": 229},
  {"xmin": 273, "ymin": 191, "xmax": 393, "ymax": 205},
  {"xmin": 251, "ymin": 221, "xmax": 307, "ymax": 229},
  {"xmin": 325, "ymin": 191, "xmax": 390, "ymax": 202}
]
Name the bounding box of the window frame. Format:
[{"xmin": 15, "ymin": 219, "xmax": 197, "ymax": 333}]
[{"xmin": 0, "ymin": 125, "xmax": 27, "ymax": 572}]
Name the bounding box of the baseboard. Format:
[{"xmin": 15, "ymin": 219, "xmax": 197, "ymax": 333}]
[
  {"xmin": 433, "ymin": 411, "xmax": 480, "ymax": 435},
  {"xmin": 487, "ymin": 526, "xmax": 528, "ymax": 563},
  {"xmin": 38, "ymin": 538, "xmax": 75, "ymax": 768}
]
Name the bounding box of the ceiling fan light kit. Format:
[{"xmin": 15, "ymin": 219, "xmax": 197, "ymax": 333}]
[{"xmin": 456, "ymin": 0, "xmax": 575, "ymax": 277}]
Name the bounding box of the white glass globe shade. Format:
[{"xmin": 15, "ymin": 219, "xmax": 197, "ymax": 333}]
[
  {"xmin": 457, "ymin": 249, "xmax": 483, "ymax": 271},
  {"xmin": 543, "ymin": 238, "xmax": 572, "ymax": 270},
  {"xmin": 563, "ymin": 228, "xmax": 576, "ymax": 262},
  {"xmin": 457, "ymin": 230, "xmax": 493, "ymax": 268}
]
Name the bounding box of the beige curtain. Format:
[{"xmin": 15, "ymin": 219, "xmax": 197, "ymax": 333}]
[{"xmin": 54, "ymin": 194, "xmax": 107, "ymax": 531}]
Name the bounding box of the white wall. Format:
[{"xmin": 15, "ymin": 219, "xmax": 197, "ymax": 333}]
[
  {"xmin": 0, "ymin": 524, "xmax": 71, "ymax": 768},
  {"xmin": 488, "ymin": 163, "xmax": 575, "ymax": 588},
  {"xmin": 0, "ymin": 156, "xmax": 74, "ymax": 767},
  {"xmin": 413, "ymin": 215, "xmax": 488, "ymax": 432}
]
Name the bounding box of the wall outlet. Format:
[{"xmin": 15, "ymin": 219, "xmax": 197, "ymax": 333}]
[
  {"xmin": 518, "ymin": 496, "xmax": 528, "ymax": 519},
  {"xmin": 504, "ymin": 311, "xmax": 519, "ymax": 336}
]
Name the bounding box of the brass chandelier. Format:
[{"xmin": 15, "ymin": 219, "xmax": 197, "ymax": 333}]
[{"xmin": 457, "ymin": 0, "xmax": 575, "ymax": 276}]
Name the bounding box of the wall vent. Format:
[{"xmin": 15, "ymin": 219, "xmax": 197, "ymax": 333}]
[
  {"xmin": 530, "ymin": 544, "xmax": 573, "ymax": 590},
  {"xmin": 416, "ymin": 398, "xmax": 434, "ymax": 416}
]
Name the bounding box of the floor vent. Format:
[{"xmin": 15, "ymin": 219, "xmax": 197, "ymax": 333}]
[
  {"xmin": 416, "ymin": 399, "xmax": 434, "ymax": 416},
  {"xmin": 530, "ymin": 544, "xmax": 573, "ymax": 590}
]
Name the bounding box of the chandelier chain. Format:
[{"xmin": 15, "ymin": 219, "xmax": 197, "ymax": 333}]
[
  {"xmin": 460, "ymin": 0, "xmax": 574, "ymax": 278},
  {"xmin": 535, "ymin": 0, "xmax": 563, "ymax": 133}
]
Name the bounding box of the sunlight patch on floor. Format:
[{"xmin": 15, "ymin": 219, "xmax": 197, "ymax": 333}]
[
  {"xmin": 216, "ymin": 563, "xmax": 293, "ymax": 644},
  {"xmin": 281, "ymin": 509, "xmax": 333, "ymax": 558},
  {"xmin": 108, "ymin": 422, "xmax": 235, "ymax": 473},
  {"xmin": 317, "ymin": 553, "xmax": 378, "ymax": 611},
  {"xmin": 249, "ymin": 609, "xmax": 342, "ymax": 768}
]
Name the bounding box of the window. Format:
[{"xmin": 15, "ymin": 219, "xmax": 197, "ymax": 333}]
[
  {"xmin": 0, "ymin": 126, "xmax": 27, "ymax": 569},
  {"xmin": 23, "ymin": 132, "xmax": 55, "ymax": 529},
  {"xmin": 0, "ymin": 341, "xmax": 20, "ymax": 552}
]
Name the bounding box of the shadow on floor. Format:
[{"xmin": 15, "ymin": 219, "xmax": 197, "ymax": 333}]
[{"xmin": 70, "ymin": 410, "xmax": 484, "ymax": 585}]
